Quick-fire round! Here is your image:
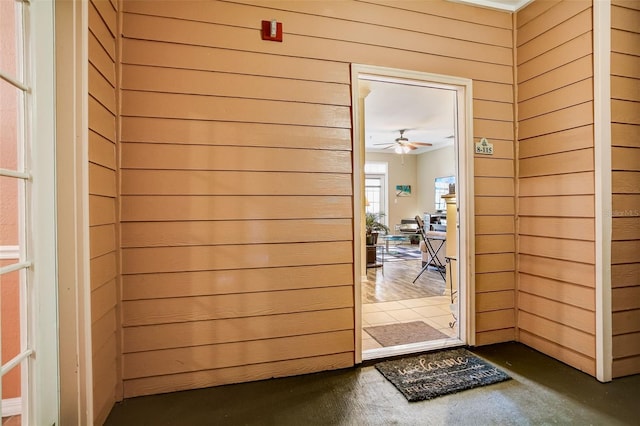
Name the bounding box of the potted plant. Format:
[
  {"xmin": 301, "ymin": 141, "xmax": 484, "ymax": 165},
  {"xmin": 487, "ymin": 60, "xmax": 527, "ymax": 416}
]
[{"xmin": 365, "ymin": 212, "xmax": 390, "ymax": 245}]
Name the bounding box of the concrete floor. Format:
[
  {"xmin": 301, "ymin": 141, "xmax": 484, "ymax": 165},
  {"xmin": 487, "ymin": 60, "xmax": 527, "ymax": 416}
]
[{"xmin": 106, "ymin": 342, "xmax": 640, "ymax": 425}]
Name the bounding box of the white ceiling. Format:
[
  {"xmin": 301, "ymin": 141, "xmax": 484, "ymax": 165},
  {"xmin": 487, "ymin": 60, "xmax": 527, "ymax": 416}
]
[
  {"xmin": 363, "ymin": 79, "xmax": 457, "ymax": 155},
  {"xmin": 451, "ymin": 0, "xmax": 533, "ymax": 12}
]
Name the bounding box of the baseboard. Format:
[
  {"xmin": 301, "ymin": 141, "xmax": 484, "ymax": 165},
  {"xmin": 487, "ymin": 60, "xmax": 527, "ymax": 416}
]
[{"xmin": 2, "ymin": 397, "xmax": 22, "ymax": 417}]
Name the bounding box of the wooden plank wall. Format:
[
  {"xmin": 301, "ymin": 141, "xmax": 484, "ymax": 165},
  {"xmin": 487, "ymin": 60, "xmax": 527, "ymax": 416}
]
[
  {"xmin": 610, "ymin": 0, "xmax": 640, "ymax": 378},
  {"xmin": 88, "ymin": 0, "xmax": 121, "ymax": 423},
  {"xmin": 516, "ymin": 0, "xmax": 597, "ymax": 375},
  {"xmin": 119, "ymin": 0, "xmax": 516, "ymax": 397}
]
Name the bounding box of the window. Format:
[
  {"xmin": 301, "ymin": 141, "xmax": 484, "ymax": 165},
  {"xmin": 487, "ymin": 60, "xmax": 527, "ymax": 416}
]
[
  {"xmin": 434, "ymin": 176, "xmax": 455, "ymax": 211},
  {"xmin": 364, "ymin": 162, "xmax": 388, "ymax": 222}
]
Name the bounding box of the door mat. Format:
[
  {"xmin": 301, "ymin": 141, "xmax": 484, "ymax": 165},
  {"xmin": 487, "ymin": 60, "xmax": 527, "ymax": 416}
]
[
  {"xmin": 375, "ymin": 348, "xmax": 512, "ymax": 402},
  {"xmin": 364, "ymin": 321, "xmax": 449, "ymax": 347}
]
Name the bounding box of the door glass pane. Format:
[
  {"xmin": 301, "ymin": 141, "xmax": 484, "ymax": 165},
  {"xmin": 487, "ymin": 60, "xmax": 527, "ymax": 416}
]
[
  {"xmin": 1, "ymin": 267, "xmax": 23, "ymax": 424},
  {"xmin": 0, "ymin": 177, "xmax": 20, "ymax": 247},
  {"xmin": 0, "ymin": 81, "xmax": 24, "ymax": 172},
  {"xmin": 0, "ymin": 0, "xmax": 24, "ymax": 81}
]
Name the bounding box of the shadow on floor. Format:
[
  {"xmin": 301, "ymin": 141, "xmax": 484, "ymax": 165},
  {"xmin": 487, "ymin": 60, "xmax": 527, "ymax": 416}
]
[{"xmin": 106, "ymin": 342, "xmax": 640, "ymax": 425}]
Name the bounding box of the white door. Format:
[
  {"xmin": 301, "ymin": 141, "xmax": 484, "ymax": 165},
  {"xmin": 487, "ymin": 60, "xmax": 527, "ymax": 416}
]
[{"xmin": 0, "ymin": 0, "xmax": 59, "ymax": 423}]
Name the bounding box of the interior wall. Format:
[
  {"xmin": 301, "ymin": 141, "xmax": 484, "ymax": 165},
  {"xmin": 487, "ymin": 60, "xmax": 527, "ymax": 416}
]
[
  {"xmin": 365, "ymin": 152, "xmax": 418, "ymax": 229},
  {"xmin": 88, "ymin": 0, "xmax": 121, "ymax": 423},
  {"xmin": 118, "ymin": 0, "xmax": 516, "ymax": 397},
  {"xmin": 417, "ymin": 146, "xmax": 456, "ymax": 215},
  {"xmin": 516, "ymin": 0, "xmax": 597, "ymax": 375},
  {"xmin": 610, "ymin": 0, "xmax": 640, "ymax": 378}
]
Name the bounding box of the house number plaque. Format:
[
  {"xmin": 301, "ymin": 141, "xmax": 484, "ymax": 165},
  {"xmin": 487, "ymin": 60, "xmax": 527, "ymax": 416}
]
[{"xmin": 475, "ymin": 138, "xmax": 494, "ymax": 155}]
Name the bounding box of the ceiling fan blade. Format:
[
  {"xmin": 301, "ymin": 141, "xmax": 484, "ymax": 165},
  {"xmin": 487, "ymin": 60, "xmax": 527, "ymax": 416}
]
[
  {"xmin": 373, "ymin": 142, "xmax": 395, "ymax": 146},
  {"xmin": 408, "ymin": 142, "xmax": 433, "ymax": 147}
]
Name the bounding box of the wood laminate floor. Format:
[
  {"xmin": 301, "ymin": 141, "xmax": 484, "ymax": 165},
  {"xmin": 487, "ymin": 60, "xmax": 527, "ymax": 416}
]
[
  {"xmin": 363, "ymin": 258, "xmax": 447, "ymax": 303},
  {"xmin": 362, "ymin": 258, "xmax": 458, "ymax": 350}
]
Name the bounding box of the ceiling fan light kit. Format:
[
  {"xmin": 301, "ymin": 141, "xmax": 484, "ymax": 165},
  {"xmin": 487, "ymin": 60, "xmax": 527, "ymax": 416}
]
[{"xmin": 374, "ymin": 129, "xmax": 433, "ymax": 154}]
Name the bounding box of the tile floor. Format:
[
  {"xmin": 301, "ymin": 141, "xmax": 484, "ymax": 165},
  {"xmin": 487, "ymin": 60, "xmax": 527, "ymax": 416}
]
[{"xmin": 362, "ymin": 294, "xmax": 457, "ymax": 350}]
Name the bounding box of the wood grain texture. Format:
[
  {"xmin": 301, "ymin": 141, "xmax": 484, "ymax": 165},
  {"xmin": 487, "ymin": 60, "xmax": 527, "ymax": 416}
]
[
  {"xmin": 613, "ymin": 171, "xmax": 640, "ymax": 194},
  {"xmin": 122, "ymin": 12, "xmax": 513, "ymax": 84},
  {"xmin": 89, "ymin": 0, "xmax": 120, "ymax": 419},
  {"xmin": 120, "ymin": 195, "xmax": 353, "ymax": 221},
  {"xmin": 90, "ymin": 252, "xmax": 117, "ymax": 291},
  {"xmin": 123, "ymin": 308, "xmax": 354, "ymax": 353},
  {"xmin": 613, "ymin": 355, "xmax": 640, "ymax": 379},
  {"xmin": 518, "ymin": 32, "xmax": 592, "ymax": 84},
  {"xmin": 517, "ymin": 0, "xmax": 584, "ymax": 41},
  {"xmin": 121, "ymin": 64, "xmax": 351, "ymax": 106},
  {"xmin": 518, "ymin": 55, "xmax": 592, "ymax": 103},
  {"xmin": 517, "ymin": 7, "xmax": 592, "ymax": 65},
  {"xmin": 613, "ymin": 332, "xmax": 640, "ymax": 359},
  {"xmin": 475, "ymin": 216, "xmax": 515, "ymax": 234},
  {"xmin": 476, "ymin": 309, "xmax": 515, "ymax": 332},
  {"xmin": 120, "ymin": 170, "xmax": 352, "ymax": 196},
  {"xmin": 519, "ymin": 78, "xmax": 593, "ymax": 121},
  {"xmin": 122, "ymin": 264, "xmax": 353, "ymax": 300},
  {"xmin": 519, "ymin": 273, "xmax": 595, "ymax": 311},
  {"xmin": 519, "ymin": 102, "xmax": 593, "ymax": 140},
  {"xmin": 121, "ymin": 38, "xmax": 350, "ymax": 84},
  {"xmin": 613, "ymin": 310, "xmax": 640, "ymax": 335},
  {"xmin": 116, "ymin": 0, "xmax": 521, "ymax": 394},
  {"xmin": 121, "ymin": 143, "xmax": 352, "ymax": 173},
  {"xmin": 612, "ymin": 263, "xmax": 640, "ymax": 288},
  {"xmin": 123, "ymin": 353, "xmax": 354, "ymax": 398},
  {"xmin": 611, "ymin": 124, "xmax": 640, "ymax": 148},
  {"xmin": 123, "ymin": 330, "xmax": 354, "ymax": 379},
  {"xmin": 518, "ymin": 292, "xmax": 595, "ymax": 334},
  {"xmin": 519, "ymin": 235, "xmax": 595, "ymax": 264},
  {"xmin": 519, "ymin": 195, "xmax": 594, "ymax": 217},
  {"xmin": 612, "ymin": 147, "xmax": 640, "ymax": 171},
  {"xmin": 519, "ymin": 329, "xmax": 596, "ymax": 376},
  {"xmin": 518, "ymin": 311, "xmax": 595, "ymax": 357},
  {"xmin": 122, "ymin": 242, "xmax": 353, "ymax": 274},
  {"xmin": 519, "ymin": 172, "xmax": 595, "ymax": 196},
  {"xmin": 475, "ymin": 235, "xmax": 515, "ymax": 254},
  {"xmin": 120, "ymin": 118, "xmax": 352, "ymax": 150},
  {"xmin": 121, "ymin": 91, "xmax": 352, "ymax": 128},
  {"xmin": 475, "ymin": 272, "xmax": 515, "ymax": 293},
  {"xmin": 519, "ymin": 125, "xmax": 593, "ymax": 158},
  {"xmin": 519, "ymin": 254, "xmax": 595, "ymax": 288},
  {"xmin": 89, "ymin": 130, "xmax": 116, "ymax": 170},
  {"xmin": 519, "ymin": 217, "xmax": 595, "ymax": 241},
  {"xmin": 121, "ymin": 219, "xmax": 353, "ymax": 248},
  {"xmin": 476, "ymin": 291, "xmax": 515, "ymax": 312}
]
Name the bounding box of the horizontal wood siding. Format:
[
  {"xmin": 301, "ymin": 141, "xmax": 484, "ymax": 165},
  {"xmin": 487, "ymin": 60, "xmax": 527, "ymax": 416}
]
[
  {"xmin": 516, "ymin": 0, "xmax": 596, "ymax": 376},
  {"xmin": 120, "ymin": 0, "xmax": 515, "ymax": 396},
  {"xmin": 611, "ymin": 0, "xmax": 640, "ymax": 378},
  {"xmin": 89, "ymin": 0, "xmax": 120, "ymax": 423}
]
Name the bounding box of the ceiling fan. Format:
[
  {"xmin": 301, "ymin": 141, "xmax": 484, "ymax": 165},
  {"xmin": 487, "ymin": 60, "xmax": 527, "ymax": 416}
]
[{"xmin": 374, "ymin": 130, "xmax": 433, "ymax": 154}]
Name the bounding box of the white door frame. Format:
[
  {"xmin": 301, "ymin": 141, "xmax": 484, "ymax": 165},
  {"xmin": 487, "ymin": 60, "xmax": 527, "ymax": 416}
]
[
  {"xmin": 351, "ymin": 64, "xmax": 475, "ymax": 363},
  {"xmin": 55, "ymin": 0, "xmax": 94, "ymax": 423}
]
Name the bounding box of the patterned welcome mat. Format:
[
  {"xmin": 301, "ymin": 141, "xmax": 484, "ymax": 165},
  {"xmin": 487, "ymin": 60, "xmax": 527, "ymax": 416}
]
[
  {"xmin": 375, "ymin": 348, "xmax": 512, "ymax": 402},
  {"xmin": 378, "ymin": 246, "xmax": 422, "ymax": 262},
  {"xmin": 364, "ymin": 321, "xmax": 448, "ymax": 347}
]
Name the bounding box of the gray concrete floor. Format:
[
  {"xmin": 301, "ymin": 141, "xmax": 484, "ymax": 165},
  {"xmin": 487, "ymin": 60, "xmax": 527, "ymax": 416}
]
[{"xmin": 106, "ymin": 342, "xmax": 640, "ymax": 425}]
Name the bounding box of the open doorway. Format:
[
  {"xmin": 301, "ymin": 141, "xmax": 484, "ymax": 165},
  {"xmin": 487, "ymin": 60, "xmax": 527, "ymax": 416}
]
[{"xmin": 351, "ymin": 65, "xmax": 475, "ymax": 362}]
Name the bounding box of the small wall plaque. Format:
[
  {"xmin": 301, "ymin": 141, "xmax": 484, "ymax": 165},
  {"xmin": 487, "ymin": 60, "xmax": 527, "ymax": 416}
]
[{"xmin": 475, "ymin": 138, "xmax": 494, "ymax": 155}]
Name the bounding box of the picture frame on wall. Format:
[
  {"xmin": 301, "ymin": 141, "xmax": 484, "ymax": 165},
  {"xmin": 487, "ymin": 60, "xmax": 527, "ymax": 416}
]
[{"xmin": 396, "ymin": 185, "xmax": 411, "ymax": 197}]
